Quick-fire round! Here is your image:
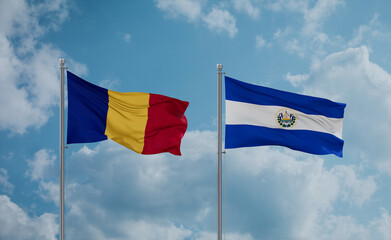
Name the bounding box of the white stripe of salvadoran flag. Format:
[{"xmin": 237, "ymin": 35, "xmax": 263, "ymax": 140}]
[{"xmin": 226, "ymin": 100, "xmax": 344, "ymax": 139}]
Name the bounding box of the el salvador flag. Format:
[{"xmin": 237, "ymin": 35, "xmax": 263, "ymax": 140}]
[{"xmin": 225, "ymin": 76, "xmax": 346, "ymax": 157}]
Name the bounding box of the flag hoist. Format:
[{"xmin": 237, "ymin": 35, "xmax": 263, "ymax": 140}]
[
  {"xmin": 217, "ymin": 63, "xmax": 223, "ymax": 240},
  {"xmin": 58, "ymin": 59, "xmax": 188, "ymax": 240},
  {"xmin": 59, "ymin": 58, "xmax": 65, "ymax": 240},
  {"xmin": 216, "ymin": 64, "xmax": 345, "ymax": 240}
]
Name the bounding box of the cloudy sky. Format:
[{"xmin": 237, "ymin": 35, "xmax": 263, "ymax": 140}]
[{"xmin": 1, "ymin": 0, "xmax": 391, "ymax": 239}]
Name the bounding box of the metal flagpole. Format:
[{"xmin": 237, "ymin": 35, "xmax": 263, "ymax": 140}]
[
  {"xmin": 217, "ymin": 63, "xmax": 223, "ymax": 240},
  {"xmin": 59, "ymin": 58, "xmax": 65, "ymax": 240}
]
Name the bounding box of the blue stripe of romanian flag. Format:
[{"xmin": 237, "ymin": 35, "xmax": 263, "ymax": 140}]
[{"xmin": 67, "ymin": 71, "xmax": 109, "ymax": 143}]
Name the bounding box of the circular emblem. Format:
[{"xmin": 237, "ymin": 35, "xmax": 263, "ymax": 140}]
[{"xmin": 276, "ymin": 108, "xmax": 298, "ymax": 128}]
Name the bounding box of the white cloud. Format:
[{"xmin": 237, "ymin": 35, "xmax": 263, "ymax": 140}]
[
  {"xmin": 0, "ymin": 169, "xmax": 14, "ymax": 195},
  {"xmin": 333, "ymin": 165, "xmax": 377, "ymax": 207},
  {"xmin": 272, "ymin": 2, "xmax": 391, "ymax": 61},
  {"xmin": 194, "ymin": 231, "xmax": 254, "ymax": 240},
  {"xmin": 119, "ymin": 220, "xmax": 192, "ymax": 240},
  {"xmin": 156, "ymin": 0, "xmax": 203, "ymax": 22},
  {"xmin": 26, "ymin": 149, "xmax": 59, "ymax": 204},
  {"xmin": 321, "ymin": 215, "xmax": 369, "ymax": 240},
  {"xmin": 369, "ymin": 208, "xmax": 391, "ymax": 240},
  {"xmin": 0, "ymin": 35, "xmax": 55, "ymax": 134},
  {"xmin": 67, "ymin": 58, "xmax": 88, "ymax": 77},
  {"xmin": 180, "ymin": 130, "xmax": 216, "ymax": 161},
  {"xmin": 290, "ymin": 46, "xmax": 391, "ymax": 175},
  {"xmin": 0, "ymin": 0, "xmax": 40, "ymax": 37},
  {"xmin": 203, "ymin": 8, "xmax": 238, "ymax": 37},
  {"xmin": 31, "ymin": 129, "xmax": 384, "ymax": 239},
  {"xmin": 75, "ymin": 145, "xmax": 97, "ymax": 158},
  {"xmin": 302, "ymin": 0, "xmax": 344, "ymax": 37},
  {"xmin": 285, "ymin": 38, "xmax": 305, "ymax": 57},
  {"xmin": 98, "ymin": 78, "xmax": 120, "ymax": 89},
  {"xmin": 123, "ymin": 33, "xmax": 131, "ymax": 43},
  {"xmin": 348, "ymin": 14, "xmax": 391, "ymax": 48},
  {"xmin": 156, "ymin": 0, "xmax": 238, "ymax": 38},
  {"xmin": 195, "ymin": 206, "xmax": 211, "ymax": 222},
  {"xmin": 285, "ymin": 72, "xmax": 309, "ymax": 86},
  {"xmin": 26, "ymin": 149, "xmax": 56, "ymax": 182},
  {"xmin": 267, "ymin": 0, "xmax": 345, "ymax": 58},
  {"xmin": 266, "ymin": 0, "xmax": 308, "ymax": 13},
  {"xmin": 255, "ymin": 35, "xmax": 266, "ymax": 49},
  {"xmin": 318, "ymin": 210, "xmax": 391, "ymax": 240},
  {"xmin": 47, "ymin": 132, "xmax": 227, "ymax": 239},
  {"xmin": 225, "ymin": 146, "xmax": 381, "ymax": 239},
  {"xmin": 377, "ymin": 160, "xmax": 391, "ymax": 178},
  {"xmin": 9, "ymin": 128, "xmax": 383, "ymax": 239},
  {"xmin": 232, "ymin": 0, "xmax": 260, "ymax": 19},
  {"xmin": 0, "ymin": 0, "xmax": 86, "ymax": 134},
  {"xmin": 349, "ymin": 14, "xmax": 378, "ymax": 47},
  {"xmin": 39, "ymin": 181, "xmax": 59, "ymax": 205},
  {"xmin": 0, "ymin": 195, "xmax": 58, "ymax": 240}
]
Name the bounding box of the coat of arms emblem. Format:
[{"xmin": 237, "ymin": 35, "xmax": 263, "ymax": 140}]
[{"xmin": 276, "ymin": 109, "xmax": 297, "ymax": 128}]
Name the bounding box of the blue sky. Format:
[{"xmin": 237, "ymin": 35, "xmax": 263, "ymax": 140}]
[{"xmin": 1, "ymin": 0, "xmax": 391, "ymax": 239}]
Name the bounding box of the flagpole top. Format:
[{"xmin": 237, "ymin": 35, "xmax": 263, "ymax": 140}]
[
  {"xmin": 59, "ymin": 58, "xmax": 65, "ymax": 66},
  {"xmin": 217, "ymin": 63, "xmax": 223, "ymax": 71}
]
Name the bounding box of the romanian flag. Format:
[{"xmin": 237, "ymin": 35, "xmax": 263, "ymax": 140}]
[{"xmin": 67, "ymin": 71, "xmax": 189, "ymax": 156}]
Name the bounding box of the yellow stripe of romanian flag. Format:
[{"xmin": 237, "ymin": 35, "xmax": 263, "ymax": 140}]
[{"xmin": 105, "ymin": 90, "xmax": 149, "ymax": 153}]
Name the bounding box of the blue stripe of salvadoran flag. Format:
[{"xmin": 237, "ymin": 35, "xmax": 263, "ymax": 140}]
[{"xmin": 225, "ymin": 76, "xmax": 346, "ymax": 157}]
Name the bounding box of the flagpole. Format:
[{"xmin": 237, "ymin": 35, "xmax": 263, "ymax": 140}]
[
  {"xmin": 59, "ymin": 58, "xmax": 65, "ymax": 240},
  {"xmin": 217, "ymin": 63, "xmax": 223, "ymax": 240}
]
